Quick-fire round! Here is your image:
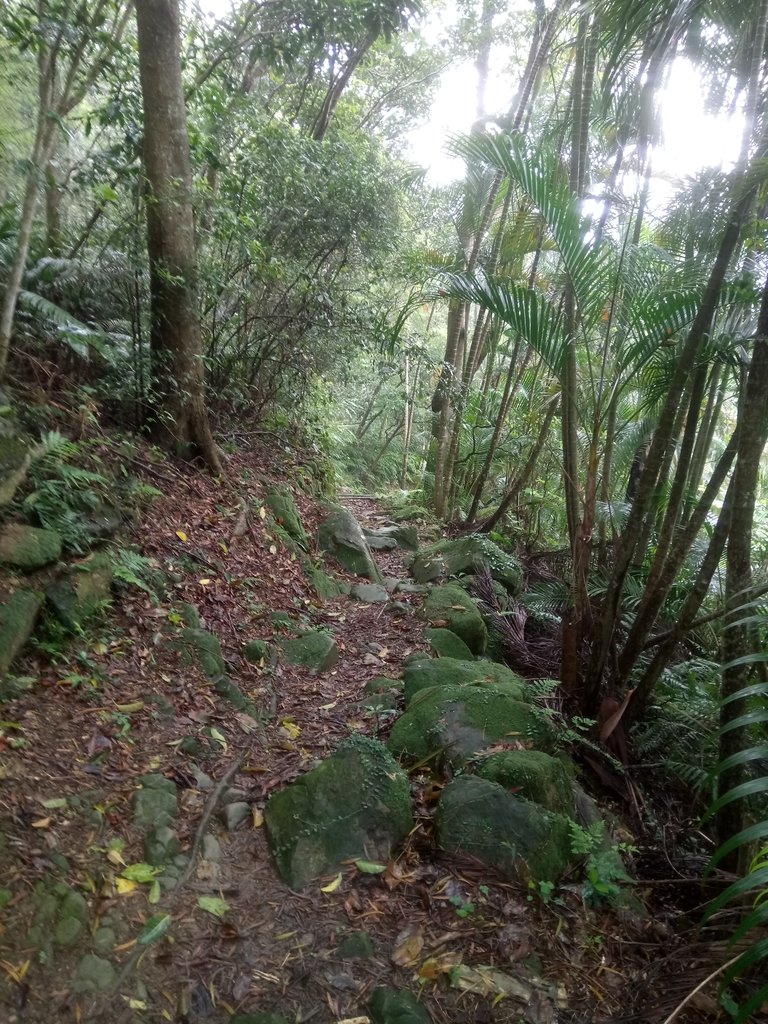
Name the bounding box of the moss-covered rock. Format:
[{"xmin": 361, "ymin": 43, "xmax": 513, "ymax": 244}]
[
  {"xmin": 369, "ymin": 987, "xmax": 432, "ymax": 1024},
  {"xmin": 72, "ymin": 954, "xmax": 116, "ymax": 993},
  {"xmin": 265, "ymin": 487, "xmax": 308, "ymax": 549},
  {"xmin": 472, "ymin": 749, "xmax": 575, "ymax": 816},
  {"xmin": 402, "ymin": 657, "xmax": 527, "ymax": 705},
  {"xmin": 364, "ymin": 525, "xmax": 419, "ymax": 552},
  {"xmin": 214, "ymin": 676, "xmax": 261, "ymax": 718},
  {"xmin": 435, "ymin": 775, "xmax": 575, "ymax": 882},
  {"xmin": 0, "ymin": 434, "xmax": 32, "ymax": 506},
  {"xmin": 423, "ymin": 627, "xmax": 474, "ymax": 661},
  {"xmin": 0, "ymin": 523, "xmax": 62, "ymax": 570},
  {"xmin": 337, "ymin": 930, "xmax": 375, "ymax": 959},
  {"xmin": 243, "ymin": 638, "xmax": 275, "ymax": 667},
  {"xmin": 264, "ymin": 735, "xmax": 413, "ymax": 889},
  {"xmin": 0, "ymin": 589, "xmax": 42, "ymax": 678},
  {"xmin": 172, "ymin": 627, "xmax": 226, "ymax": 679},
  {"xmin": 388, "ymin": 685, "xmax": 551, "ymax": 767},
  {"xmin": 306, "ymin": 563, "xmax": 346, "ymax": 600},
  {"xmin": 279, "ymin": 630, "xmax": 339, "ymax": 673},
  {"xmin": 364, "ymin": 676, "xmax": 404, "ymax": 695},
  {"xmin": 317, "ymin": 504, "xmax": 381, "ymax": 581},
  {"xmin": 46, "ymin": 552, "xmax": 112, "ymax": 627},
  {"xmin": 134, "ymin": 774, "xmax": 178, "ymax": 829},
  {"xmin": 423, "ymin": 585, "xmax": 487, "ymax": 655},
  {"xmin": 351, "ymin": 582, "xmax": 389, "ymax": 603},
  {"xmin": 411, "ymin": 535, "xmax": 522, "ymax": 594}
]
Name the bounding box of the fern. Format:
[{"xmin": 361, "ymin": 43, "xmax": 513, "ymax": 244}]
[
  {"xmin": 703, "ymin": 673, "xmax": 768, "ymax": 1022},
  {"xmin": 112, "ymin": 548, "xmax": 162, "ymax": 599}
]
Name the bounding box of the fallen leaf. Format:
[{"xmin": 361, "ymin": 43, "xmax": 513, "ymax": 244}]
[
  {"xmin": 31, "ymin": 818, "xmax": 50, "ymax": 829},
  {"xmin": 199, "ymin": 578, "xmax": 212, "ymax": 587},
  {"xmin": 137, "ymin": 913, "xmax": 172, "ymax": 945},
  {"xmin": 355, "ymin": 859, "xmax": 386, "ymax": 874},
  {"xmin": 279, "ymin": 717, "xmax": 301, "ymax": 739},
  {"xmin": 198, "ymin": 895, "xmax": 230, "ymax": 918},
  {"xmin": 252, "ymin": 808, "xmax": 264, "ymax": 827},
  {"xmin": 40, "ymin": 797, "xmax": 67, "ymax": 809},
  {"xmin": 259, "ymin": 506, "xmax": 266, "ymax": 519},
  {"xmin": 106, "ymin": 848, "xmax": 126, "ymax": 867},
  {"xmin": 391, "ymin": 923, "xmax": 424, "ymax": 967},
  {"xmin": 175, "ymin": 530, "xmax": 188, "ymax": 542},
  {"xmin": 116, "ymin": 877, "xmax": 138, "ymax": 895},
  {"xmin": 320, "ymin": 872, "xmax": 343, "ymax": 893},
  {"xmin": 115, "ymin": 701, "xmax": 144, "ymax": 714},
  {"xmin": 450, "ymin": 964, "xmax": 532, "ymax": 1001},
  {"xmin": 269, "ymin": 544, "xmax": 278, "ymax": 555},
  {"xmin": 122, "ymin": 863, "xmax": 160, "ymax": 883}
]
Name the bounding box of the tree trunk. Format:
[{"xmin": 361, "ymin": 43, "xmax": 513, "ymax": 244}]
[{"xmin": 135, "ymin": 0, "xmax": 222, "ymax": 472}]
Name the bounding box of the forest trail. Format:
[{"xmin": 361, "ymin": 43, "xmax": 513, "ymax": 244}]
[{"xmin": 0, "ymin": 438, "xmax": 696, "ymax": 1024}]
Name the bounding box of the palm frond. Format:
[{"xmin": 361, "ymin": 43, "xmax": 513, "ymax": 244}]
[{"xmin": 442, "ymin": 271, "xmax": 566, "ymax": 375}]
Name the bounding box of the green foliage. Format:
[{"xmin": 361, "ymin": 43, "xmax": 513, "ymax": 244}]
[
  {"xmin": 703, "ymin": 655, "xmax": 768, "ymax": 1022},
  {"xmin": 112, "ymin": 547, "xmax": 163, "ymax": 599},
  {"xmin": 20, "ymin": 438, "xmax": 110, "ymax": 554},
  {"xmin": 568, "ymin": 821, "xmax": 633, "ymax": 907}
]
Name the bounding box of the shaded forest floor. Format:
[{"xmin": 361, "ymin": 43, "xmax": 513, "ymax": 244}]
[{"xmin": 0, "ymin": 433, "xmax": 757, "ymax": 1024}]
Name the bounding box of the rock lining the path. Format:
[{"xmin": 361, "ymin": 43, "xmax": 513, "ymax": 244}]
[{"xmin": 264, "ymin": 734, "xmax": 413, "ymax": 889}]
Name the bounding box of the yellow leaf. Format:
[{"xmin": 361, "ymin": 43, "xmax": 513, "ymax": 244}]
[
  {"xmin": 116, "ymin": 877, "xmax": 138, "ymax": 895},
  {"xmin": 175, "ymin": 530, "xmax": 188, "ymax": 542},
  {"xmin": 252, "ymin": 808, "xmax": 264, "ymax": 827},
  {"xmin": 259, "ymin": 506, "xmax": 266, "ymax": 519},
  {"xmin": 280, "ymin": 717, "xmax": 301, "ymax": 739},
  {"xmin": 319, "ymin": 701, "xmax": 337, "ymax": 710},
  {"xmin": 107, "ymin": 848, "xmax": 126, "ymax": 867},
  {"xmin": 269, "ymin": 544, "xmax": 277, "ymax": 555},
  {"xmin": 31, "ymin": 817, "xmax": 50, "ymax": 829},
  {"xmin": 115, "ymin": 701, "xmax": 144, "ymax": 714},
  {"xmin": 198, "ymin": 578, "xmax": 212, "ymax": 586},
  {"xmin": 320, "ymin": 872, "xmax": 342, "ymax": 893}
]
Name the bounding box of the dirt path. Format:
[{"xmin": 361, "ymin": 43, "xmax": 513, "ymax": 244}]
[{"xmin": 0, "ymin": 442, "xmax": 648, "ymax": 1024}]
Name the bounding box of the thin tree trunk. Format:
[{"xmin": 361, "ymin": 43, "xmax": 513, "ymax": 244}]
[
  {"xmin": 479, "ymin": 395, "xmax": 558, "ymax": 533},
  {"xmin": 312, "ymin": 33, "xmax": 376, "ymax": 142},
  {"xmin": 585, "ymin": 162, "xmax": 763, "ymax": 706},
  {"xmin": 135, "ymin": 0, "xmax": 222, "ymax": 472}
]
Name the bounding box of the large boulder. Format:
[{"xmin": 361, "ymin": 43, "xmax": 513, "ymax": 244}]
[
  {"xmin": 410, "ymin": 535, "xmax": 522, "ymax": 594},
  {"xmin": 388, "ymin": 685, "xmax": 551, "ymax": 767},
  {"xmin": 403, "ymin": 657, "xmax": 527, "ymax": 705},
  {"xmin": 46, "ymin": 552, "xmax": 112, "ymax": 627},
  {"xmin": 0, "ymin": 523, "xmax": 62, "ymax": 570},
  {"xmin": 264, "ymin": 735, "xmax": 413, "ymax": 889},
  {"xmin": 423, "ymin": 627, "xmax": 474, "ymax": 661},
  {"xmin": 317, "ymin": 504, "xmax": 381, "ymax": 581},
  {"xmin": 265, "ymin": 487, "xmax": 308, "ymax": 550},
  {"xmin": 279, "ymin": 630, "xmax": 339, "ymax": 673},
  {"xmin": 423, "ymin": 585, "xmax": 487, "ymax": 655},
  {"xmin": 473, "ymin": 749, "xmax": 575, "ymax": 816},
  {"xmin": 435, "ymin": 775, "xmax": 575, "ymax": 882},
  {"xmin": 0, "ymin": 589, "xmax": 43, "ymax": 678}
]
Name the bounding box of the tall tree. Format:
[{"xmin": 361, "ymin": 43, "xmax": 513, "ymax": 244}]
[{"xmin": 135, "ymin": 0, "xmax": 221, "ymax": 471}]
